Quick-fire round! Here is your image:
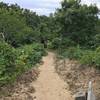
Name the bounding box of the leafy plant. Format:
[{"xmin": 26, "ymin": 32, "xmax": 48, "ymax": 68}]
[
  {"xmin": 0, "ymin": 42, "xmax": 46, "ymax": 86},
  {"xmin": 80, "ymin": 47, "xmax": 100, "ymax": 68},
  {"xmin": 0, "ymin": 41, "xmax": 17, "ymax": 85},
  {"xmin": 51, "ymin": 38, "xmax": 61, "ymax": 49},
  {"xmin": 62, "ymin": 46, "xmax": 83, "ymax": 60}
]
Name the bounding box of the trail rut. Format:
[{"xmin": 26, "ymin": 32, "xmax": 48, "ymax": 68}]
[{"xmin": 31, "ymin": 52, "xmax": 73, "ymax": 100}]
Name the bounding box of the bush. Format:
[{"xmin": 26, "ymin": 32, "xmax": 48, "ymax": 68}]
[
  {"xmin": 80, "ymin": 50, "xmax": 95, "ymax": 66},
  {"xmin": 62, "ymin": 46, "xmax": 83, "ymax": 60},
  {"xmin": 51, "ymin": 38, "xmax": 75, "ymax": 49},
  {"xmin": 0, "ymin": 42, "xmax": 46, "ymax": 86},
  {"xmin": 0, "ymin": 41, "xmax": 17, "ymax": 85},
  {"xmin": 59, "ymin": 46, "xmax": 100, "ymax": 69},
  {"xmin": 15, "ymin": 43, "xmax": 46, "ymax": 71},
  {"xmin": 93, "ymin": 47, "xmax": 100, "ymax": 68},
  {"xmin": 51, "ymin": 37, "xmax": 61, "ymax": 49},
  {"xmin": 93, "ymin": 34, "xmax": 100, "ymax": 48},
  {"xmin": 80, "ymin": 47, "xmax": 100, "ymax": 69},
  {"xmin": 61, "ymin": 38, "xmax": 75, "ymax": 48}
]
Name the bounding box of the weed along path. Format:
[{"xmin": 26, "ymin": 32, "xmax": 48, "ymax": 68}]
[{"xmin": 32, "ymin": 52, "xmax": 73, "ymax": 100}]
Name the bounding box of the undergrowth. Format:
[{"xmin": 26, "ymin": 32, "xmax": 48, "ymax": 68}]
[{"xmin": 0, "ymin": 41, "xmax": 46, "ymax": 86}]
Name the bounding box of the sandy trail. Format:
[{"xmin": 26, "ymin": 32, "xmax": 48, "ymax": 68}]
[{"xmin": 32, "ymin": 52, "xmax": 73, "ymax": 100}]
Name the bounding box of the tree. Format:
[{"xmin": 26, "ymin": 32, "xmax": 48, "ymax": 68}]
[
  {"xmin": 23, "ymin": 9, "xmax": 40, "ymax": 30},
  {"xmin": 0, "ymin": 9, "xmax": 34, "ymax": 47},
  {"xmin": 55, "ymin": 0, "xmax": 99, "ymax": 46}
]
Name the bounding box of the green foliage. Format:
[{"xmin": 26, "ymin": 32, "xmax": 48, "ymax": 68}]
[
  {"xmin": 61, "ymin": 38, "xmax": 75, "ymax": 48},
  {"xmin": 94, "ymin": 47, "xmax": 100, "ymax": 68},
  {"xmin": 0, "ymin": 2, "xmax": 50, "ymax": 47},
  {"xmin": 51, "ymin": 38, "xmax": 61, "ymax": 49},
  {"xmin": 0, "ymin": 0, "xmax": 100, "ymax": 87},
  {"xmin": 0, "ymin": 42, "xmax": 45, "ymax": 86},
  {"xmin": 93, "ymin": 34, "xmax": 100, "ymax": 48},
  {"xmin": 51, "ymin": 37, "xmax": 75, "ymax": 49},
  {"xmin": 15, "ymin": 43, "xmax": 46, "ymax": 74},
  {"xmin": 55, "ymin": 0, "xmax": 99, "ymax": 46},
  {"xmin": 80, "ymin": 47, "xmax": 100, "ymax": 69},
  {"xmin": 59, "ymin": 46, "xmax": 100, "ymax": 69},
  {"xmin": 60, "ymin": 46, "xmax": 83, "ymax": 59},
  {"xmin": 23, "ymin": 9, "xmax": 40, "ymax": 30},
  {"xmin": 53, "ymin": 0, "xmax": 100, "ymax": 69},
  {"xmin": 16, "ymin": 43, "xmax": 46, "ymax": 67},
  {"xmin": 0, "ymin": 41, "xmax": 17, "ymax": 85},
  {"xmin": 0, "ymin": 11, "xmax": 35, "ymax": 47},
  {"xmin": 80, "ymin": 50, "xmax": 95, "ymax": 66}
]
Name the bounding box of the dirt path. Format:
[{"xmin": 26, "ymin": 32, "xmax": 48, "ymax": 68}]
[{"xmin": 31, "ymin": 52, "xmax": 73, "ymax": 100}]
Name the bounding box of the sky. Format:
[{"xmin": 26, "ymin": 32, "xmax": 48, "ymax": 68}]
[{"xmin": 1, "ymin": 0, "xmax": 100, "ymax": 16}]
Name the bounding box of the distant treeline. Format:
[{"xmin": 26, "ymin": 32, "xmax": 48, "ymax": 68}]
[{"xmin": 0, "ymin": 0, "xmax": 100, "ymax": 48}]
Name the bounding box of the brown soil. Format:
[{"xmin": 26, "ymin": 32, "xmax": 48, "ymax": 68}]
[
  {"xmin": 0, "ymin": 68, "xmax": 39, "ymax": 100},
  {"xmin": 31, "ymin": 52, "xmax": 73, "ymax": 100},
  {"xmin": 55, "ymin": 57, "xmax": 100, "ymax": 100}
]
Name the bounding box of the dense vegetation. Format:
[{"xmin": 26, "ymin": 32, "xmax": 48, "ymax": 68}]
[
  {"xmin": 0, "ymin": 0, "xmax": 100, "ymax": 85},
  {"xmin": 51, "ymin": 0, "xmax": 100, "ymax": 69},
  {"xmin": 0, "ymin": 41, "xmax": 45, "ymax": 85},
  {"xmin": 0, "ymin": 2, "xmax": 49, "ymax": 85}
]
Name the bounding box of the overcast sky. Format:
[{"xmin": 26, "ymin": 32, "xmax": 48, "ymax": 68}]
[{"xmin": 1, "ymin": 0, "xmax": 100, "ymax": 16}]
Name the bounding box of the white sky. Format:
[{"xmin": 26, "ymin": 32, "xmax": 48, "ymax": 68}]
[{"xmin": 1, "ymin": 0, "xmax": 100, "ymax": 16}]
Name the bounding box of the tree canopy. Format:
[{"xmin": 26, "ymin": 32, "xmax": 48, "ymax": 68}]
[{"xmin": 55, "ymin": 0, "xmax": 99, "ymax": 46}]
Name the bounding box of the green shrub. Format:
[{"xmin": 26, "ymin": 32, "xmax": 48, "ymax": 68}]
[
  {"xmin": 0, "ymin": 42, "xmax": 46, "ymax": 86},
  {"xmin": 51, "ymin": 37, "xmax": 61, "ymax": 49},
  {"xmin": 15, "ymin": 43, "xmax": 46, "ymax": 70},
  {"xmin": 61, "ymin": 38, "xmax": 75, "ymax": 48},
  {"xmin": 59, "ymin": 46, "xmax": 100, "ymax": 69},
  {"xmin": 51, "ymin": 38, "xmax": 75, "ymax": 49},
  {"xmin": 0, "ymin": 41, "xmax": 17, "ymax": 85},
  {"xmin": 80, "ymin": 47, "xmax": 100, "ymax": 69},
  {"xmin": 93, "ymin": 47, "xmax": 100, "ymax": 68},
  {"xmin": 80, "ymin": 50, "xmax": 95, "ymax": 66},
  {"xmin": 93, "ymin": 34, "xmax": 100, "ymax": 48},
  {"xmin": 63, "ymin": 46, "xmax": 83, "ymax": 60},
  {"xmin": 65, "ymin": 46, "xmax": 100, "ymax": 69}
]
